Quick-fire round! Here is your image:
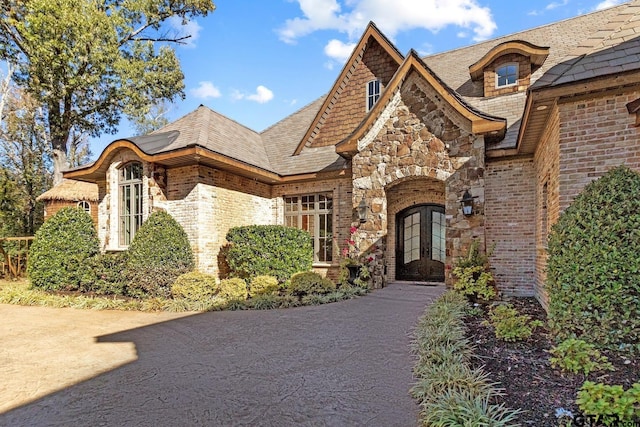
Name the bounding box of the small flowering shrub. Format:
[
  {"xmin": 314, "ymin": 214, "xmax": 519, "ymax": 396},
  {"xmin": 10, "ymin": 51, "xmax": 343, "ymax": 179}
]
[{"xmin": 339, "ymin": 226, "xmax": 373, "ymax": 287}]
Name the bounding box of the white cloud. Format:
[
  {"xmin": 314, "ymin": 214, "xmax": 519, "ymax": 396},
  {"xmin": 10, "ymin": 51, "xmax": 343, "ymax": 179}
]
[
  {"xmin": 324, "ymin": 39, "xmax": 357, "ymax": 62},
  {"xmin": 546, "ymin": 0, "xmax": 569, "ymax": 10},
  {"xmin": 594, "ymin": 0, "xmax": 624, "ymax": 10},
  {"xmin": 233, "ymin": 86, "xmax": 274, "ymax": 104},
  {"xmin": 278, "ymin": 0, "xmax": 497, "ymax": 46},
  {"xmin": 190, "ymin": 81, "xmax": 221, "ymax": 99},
  {"xmin": 167, "ymin": 15, "xmax": 203, "ymax": 48}
]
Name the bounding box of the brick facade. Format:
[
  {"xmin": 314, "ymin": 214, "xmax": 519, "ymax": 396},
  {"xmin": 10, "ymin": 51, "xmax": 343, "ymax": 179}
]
[
  {"xmin": 485, "ymin": 157, "xmax": 536, "ymax": 296},
  {"xmin": 43, "ymin": 200, "xmax": 98, "ymax": 227}
]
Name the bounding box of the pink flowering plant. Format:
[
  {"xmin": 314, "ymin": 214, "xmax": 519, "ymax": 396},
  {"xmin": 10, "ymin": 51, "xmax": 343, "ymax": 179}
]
[{"xmin": 339, "ymin": 226, "xmax": 373, "ymax": 287}]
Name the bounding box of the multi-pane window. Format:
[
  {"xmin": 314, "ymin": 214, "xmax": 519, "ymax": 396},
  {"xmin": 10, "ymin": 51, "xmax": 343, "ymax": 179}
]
[
  {"xmin": 284, "ymin": 194, "xmax": 333, "ymax": 263},
  {"xmin": 403, "ymin": 212, "xmax": 421, "ymax": 264},
  {"xmin": 119, "ymin": 162, "xmax": 143, "ymax": 247},
  {"xmin": 496, "ymin": 64, "xmax": 518, "ymax": 87},
  {"xmin": 366, "ymin": 79, "xmax": 381, "ymax": 111}
]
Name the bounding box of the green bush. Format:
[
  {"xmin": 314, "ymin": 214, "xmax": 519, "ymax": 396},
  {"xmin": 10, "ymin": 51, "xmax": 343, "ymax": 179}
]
[
  {"xmin": 125, "ymin": 211, "xmax": 194, "ymax": 298},
  {"xmin": 248, "ymin": 275, "xmax": 279, "ymax": 297},
  {"xmin": 225, "ymin": 225, "xmax": 313, "ymax": 284},
  {"xmin": 547, "ymin": 166, "xmax": 640, "ymax": 351},
  {"xmin": 218, "ymin": 278, "xmax": 248, "ymax": 301},
  {"xmin": 452, "ymin": 240, "xmax": 496, "ymax": 302},
  {"xmin": 80, "ymin": 252, "xmax": 128, "ymax": 295},
  {"xmin": 287, "ymin": 271, "xmax": 336, "ymax": 297},
  {"xmin": 549, "ymin": 338, "xmax": 614, "ymax": 375},
  {"xmin": 484, "ymin": 304, "xmax": 543, "ymax": 342},
  {"xmin": 28, "ymin": 207, "xmax": 99, "ymax": 291},
  {"xmin": 171, "ymin": 271, "xmax": 219, "ymax": 301},
  {"xmin": 576, "ymin": 381, "xmax": 640, "ymax": 426}
]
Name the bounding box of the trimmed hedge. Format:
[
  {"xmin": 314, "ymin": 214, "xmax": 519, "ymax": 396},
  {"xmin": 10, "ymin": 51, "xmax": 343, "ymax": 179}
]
[
  {"xmin": 248, "ymin": 275, "xmax": 279, "ymax": 297},
  {"xmin": 171, "ymin": 271, "xmax": 219, "ymax": 301},
  {"xmin": 28, "ymin": 207, "xmax": 99, "ymax": 291},
  {"xmin": 547, "ymin": 166, "xmax": 640, "ymax": 351},
  {"xmin": 125, "ymin": 211, "xmax": 194, "ymax": 298},
  {"xmin": 219, "ymin": 278, "xmax": 248, "ymax": 301},
  {"xmin": 225, "ymin": 225, "xmax": 313, "ymax": 284}
]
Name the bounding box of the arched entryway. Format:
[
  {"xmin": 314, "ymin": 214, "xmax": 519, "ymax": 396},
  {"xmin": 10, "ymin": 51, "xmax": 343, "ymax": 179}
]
[
  {"xmin": 395, "ymin": 204, "xmax": 445, "ymax": 281},
  {"xmin": 385, "ymin": 177, "xmax": 446, "ymax": 283}
]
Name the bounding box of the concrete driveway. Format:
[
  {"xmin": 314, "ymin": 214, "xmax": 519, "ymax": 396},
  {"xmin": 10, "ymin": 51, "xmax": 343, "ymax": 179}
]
[{"xmin": 0, "ymin": 283, "xmax": 443, "ymax": 426}]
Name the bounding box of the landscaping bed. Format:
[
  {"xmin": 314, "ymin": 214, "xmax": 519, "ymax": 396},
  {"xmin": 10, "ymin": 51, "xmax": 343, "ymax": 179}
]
[{"xmin": 465, "ymin": 297, "xmax": 639, "ymax": 426}]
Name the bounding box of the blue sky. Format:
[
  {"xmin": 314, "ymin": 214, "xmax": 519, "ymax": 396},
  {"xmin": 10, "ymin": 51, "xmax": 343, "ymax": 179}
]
[{"xmin": 89, "ymin": 0, "xmax": 628, "ymax": 155}]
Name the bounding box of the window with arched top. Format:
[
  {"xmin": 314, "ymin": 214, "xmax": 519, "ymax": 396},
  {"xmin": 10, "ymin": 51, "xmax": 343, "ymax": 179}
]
[
  {"xmin": 119, "ymin": 162, "xmax": 143, "ymax": 246},
  {"xmin": 77, "ymin": 200, "xmax": 91, "ymax": 214}
]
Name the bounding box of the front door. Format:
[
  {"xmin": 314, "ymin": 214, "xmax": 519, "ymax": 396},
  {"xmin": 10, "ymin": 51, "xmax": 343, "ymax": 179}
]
[{"xmin": 396, "ymin": 205, "xmax": 445, "ymax": 281}]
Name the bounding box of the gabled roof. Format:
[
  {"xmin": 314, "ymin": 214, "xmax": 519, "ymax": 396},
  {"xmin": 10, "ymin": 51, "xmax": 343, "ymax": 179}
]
[
  {"xmin": 336, "ymin": 50, "xmax": 506, "ymax": 156},
  {"xmin": 293, "ymin": 21, "xmax": 404, "ymax": 156}
]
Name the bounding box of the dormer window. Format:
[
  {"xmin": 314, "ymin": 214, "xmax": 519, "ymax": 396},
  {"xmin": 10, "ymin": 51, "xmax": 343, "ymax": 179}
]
[
  {"xmin": 367, "ymin": 79, "xmax": 380, "ymax": 111},
  {"xmin": 496, "ymin": 63, "xmax": 518, "ymax": 88}
]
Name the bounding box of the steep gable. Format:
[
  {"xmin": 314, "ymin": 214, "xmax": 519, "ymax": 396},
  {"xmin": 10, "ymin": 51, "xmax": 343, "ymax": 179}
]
[{"xmin": 294, "ymin": 22, "xmax": 403, "ymax": 155}]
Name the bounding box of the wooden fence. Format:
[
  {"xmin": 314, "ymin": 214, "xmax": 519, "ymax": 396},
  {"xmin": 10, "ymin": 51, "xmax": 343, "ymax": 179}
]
[{"xmin": 0, "ymin": 237, "xmax": 34, "ymax": 279}]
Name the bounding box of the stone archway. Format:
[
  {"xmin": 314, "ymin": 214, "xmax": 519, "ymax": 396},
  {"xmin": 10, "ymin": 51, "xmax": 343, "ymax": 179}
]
[{"xmin": 386, "ymin": 177, "xmax": 446, "ymax": 282}]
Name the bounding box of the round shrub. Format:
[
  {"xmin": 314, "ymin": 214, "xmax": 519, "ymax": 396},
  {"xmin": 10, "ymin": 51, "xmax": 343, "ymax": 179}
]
[
  {"xmin": 248, "ymin": 275, "xmax": 279, "ymax": 297},
  {"xmin": 218, "ymin": 278, "xmax": 248, "ymax": 301},
  {"xmin": 125, "ymin": 211, "xmax": 194, "ymax": 298},
  {"xmin": 287, "ymin": 271, "xmax": 336, "ymax": 297},
  {"xmin": 171, "ymin": 271, "xmax": 219, "ymax": 301},
  {"xmin": 28, "ymin": 207, "xmax": 99, "ymax": 291},
  {"xmin": 225, "ymin": 225, "xmax": 313, "ymax": 284},
  {"xmin": 546, "ymin": 166, "xmax": 640, "ymax": 351}
]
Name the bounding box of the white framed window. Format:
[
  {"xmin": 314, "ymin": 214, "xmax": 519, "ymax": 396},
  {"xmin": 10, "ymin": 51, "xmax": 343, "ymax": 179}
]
[
  {"xmin": 77, "ymin": 200, "xmax": 91, "ymax": 214},
  {"xmin": 366, "ymin": 79, "xmax": 381, "ymax": 111},
  {"xmin": 496, "ymin": 63, "xmax": 518, "ymax": 88},
  {"xmin": 119, "ymin": 162, "xmax": 143, "ymax": 247},
  {"xmin": 284, "ymin": 193, "xmax": 333, "ymax": 263}
]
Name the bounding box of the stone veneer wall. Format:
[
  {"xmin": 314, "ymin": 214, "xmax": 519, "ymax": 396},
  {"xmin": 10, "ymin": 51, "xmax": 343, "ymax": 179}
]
[
  {"xmin": 351, "ymin": 71, "xmax": 487, "ymax": 287},
  {"xmin": 485, "ymin": 157, "xmax": 536, "ymax": 296}
]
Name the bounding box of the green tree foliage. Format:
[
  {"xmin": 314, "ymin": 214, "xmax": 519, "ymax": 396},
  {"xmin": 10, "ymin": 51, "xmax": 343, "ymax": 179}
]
[
  {"xmin": 0, "ymin": 0, "xmax": 215, "ymax": 182},
  {"xmin": 225, "ymin": 225, "xmax": 313, "ymax": 284},
  {"xmin": 28, "ymin": 207, "xmax": 99, "ymax": 290},
  {"xmin": 125, "ymin": 211, "xmax": 194, "ymax": 298},
  {"xmin": 546, "ymin": 166, "xmax": 640, "ymax": 351},
  {"xmin": 0, "ymin": 85, "xmax": 51, "ymax": 236}
]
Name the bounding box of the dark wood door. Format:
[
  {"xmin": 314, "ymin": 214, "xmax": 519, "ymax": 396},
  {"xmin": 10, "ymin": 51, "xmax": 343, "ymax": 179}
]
[{"xmin": 396, "ymin": 205, "xmax": 445, "ymax": 282}]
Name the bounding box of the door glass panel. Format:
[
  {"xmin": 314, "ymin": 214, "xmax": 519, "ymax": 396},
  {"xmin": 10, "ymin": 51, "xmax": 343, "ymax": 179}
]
[
  {"xmin": 403, "ymin": 212, "xmax": 420, "ymax": 264},
  {"xmin": 431, "ymin": 210, "xmax": 446, "ymax": 263}
]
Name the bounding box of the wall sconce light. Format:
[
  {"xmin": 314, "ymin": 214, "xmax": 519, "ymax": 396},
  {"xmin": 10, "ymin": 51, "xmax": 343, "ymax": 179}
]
[
  {"xmin": 357, "ymin": 196, "xmax": 369, "ymax": 223},
  {"xmin": 460, "ymin": 189, "xmax": 476, "ymax": 216}
]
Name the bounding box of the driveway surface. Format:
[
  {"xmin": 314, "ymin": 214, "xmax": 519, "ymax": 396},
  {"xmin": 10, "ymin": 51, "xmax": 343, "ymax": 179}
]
[{"xmin": 1, "ymin": 283, "xmax": 444, "ymax": 426}]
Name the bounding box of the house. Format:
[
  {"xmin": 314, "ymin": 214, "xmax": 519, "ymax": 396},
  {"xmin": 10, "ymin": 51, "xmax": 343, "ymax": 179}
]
[{"xmin": 58, "ymin": 1, "xmax": 640, "ymax": 303}]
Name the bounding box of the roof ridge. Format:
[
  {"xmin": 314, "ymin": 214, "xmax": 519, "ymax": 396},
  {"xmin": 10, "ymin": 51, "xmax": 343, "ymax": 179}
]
[{"xmin": 423, "ymin": 0, "xmax": 633, "ymax": 60}]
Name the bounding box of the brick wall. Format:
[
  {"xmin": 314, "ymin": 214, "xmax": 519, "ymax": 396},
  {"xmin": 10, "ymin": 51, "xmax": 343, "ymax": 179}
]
[
  {"xmin": 312, "ymin": 38, "xmax": 399, "ymax": 148},
  {"xmin": 273, "ymin": 176, "xmax": 352, "ymax": 281},
  {"xmin": 485, "ymin": 157, "xmax": 536, "ymax": 296},
  {"xmin": 533, "ymin": 104, "xmax": 560, "ymax": 306},
  {"xmin": 483, "ymin": 53, "xmax": 531, "ymax": 98},
  {"xmin": 558, "ymin": 90, "xmax": 640, "ymax": 210},
  {"xmin": 43, "ymin": 200, "xmax": 99, "ymax": 227}
]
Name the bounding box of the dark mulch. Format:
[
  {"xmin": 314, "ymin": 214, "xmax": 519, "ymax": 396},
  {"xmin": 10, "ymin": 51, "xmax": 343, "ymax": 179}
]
[{"xmin": 464, "ymin": 297, "xmax": 639, "ymax": 426}]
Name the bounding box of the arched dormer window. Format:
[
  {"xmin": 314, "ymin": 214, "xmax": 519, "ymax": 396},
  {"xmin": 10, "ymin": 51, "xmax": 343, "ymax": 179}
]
[
  {"xmin": 119, "ymin": 162, "xmax": 143, "ymax": 247},
  {"xmin": 496, "ymin": 63, "xmax": 518, "ymax": 88}
]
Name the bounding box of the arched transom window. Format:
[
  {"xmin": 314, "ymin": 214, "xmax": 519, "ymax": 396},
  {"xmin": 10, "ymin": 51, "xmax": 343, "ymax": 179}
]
[{"xmin": 119, "ymin": 162, "xmax": 143, "ymax": 247}]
